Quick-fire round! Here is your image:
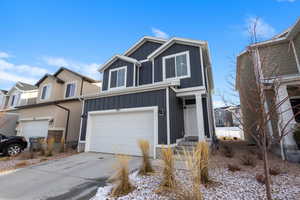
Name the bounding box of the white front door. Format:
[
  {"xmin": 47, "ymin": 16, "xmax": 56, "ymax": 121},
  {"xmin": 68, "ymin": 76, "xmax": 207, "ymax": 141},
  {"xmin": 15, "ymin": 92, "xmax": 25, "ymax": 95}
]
[
  {"xmin": 85, "ymin": 108, "xmax": 156, "ymax": 157},
  {"xmin": 19, "ymin": 120, "xmax": 49, "ymax": 142},
  {"xmin": 184, "ymin": 105, "xmax": 198, "ymax": 137}
]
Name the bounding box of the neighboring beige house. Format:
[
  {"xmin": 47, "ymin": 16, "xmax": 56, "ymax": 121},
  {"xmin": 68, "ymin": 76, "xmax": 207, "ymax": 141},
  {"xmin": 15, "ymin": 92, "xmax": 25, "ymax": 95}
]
[
  {"xmin": 16, "ymin": 67, "xmax": 100, "ymax": 147},
  {"xmin": 0, "ymin": 82, "xmax": 38, "ymax": 136},
  {"xmin": 236, "ymin": 18, "xmax": 300, "ymax": 162}
]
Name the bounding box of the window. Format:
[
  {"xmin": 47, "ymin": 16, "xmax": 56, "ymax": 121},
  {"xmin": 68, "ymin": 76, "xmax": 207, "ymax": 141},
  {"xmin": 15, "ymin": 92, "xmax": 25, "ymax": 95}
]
[
  {"xmin": 40, "ymin": 84, "xmax": 51, "ymax": 100},
  {"xmin": 65, "ymin": 82, "xmax": 76, "ymax": 98},
  {"xmin": 163, "ymin": 51, "xmax": 190, "ymax": 80},
  {"xmin": 109, "ymin": 67, "xmax": 126, "ymax": 89},
  {"xmin": 10, "ymin": 93, "xmax": 20, "ymax": 107}
]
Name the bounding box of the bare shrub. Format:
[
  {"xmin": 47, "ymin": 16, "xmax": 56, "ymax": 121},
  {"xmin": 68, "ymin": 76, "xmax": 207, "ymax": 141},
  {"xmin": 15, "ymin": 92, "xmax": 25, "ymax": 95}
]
[
  {"xmin": 109, "ymin": 155, "xmax": 135, "ymax": 197},
  {"xmin": 269, "ymin": 166, "xmax": 281, "ymax": 176},
  {"xmin": 137, "ymin": 140, "xmax": 154, "ymax": 175},
  {"xmin": 175, "ymin": 184, "xmax": 203, "ymax": 200},
  {"xmin": 45, "ymin": 137, "xmax": 55, "ymax": 157},
  {"xmin": 256, "ymin": 174, "xmax": 266, "ymax": 184},
  {"xmin": 157, "ymin": 146, "xmax": 176, "ymax": 193},
  {"xmin": 240, "ymin": 154, "xmax": 256, "ymax": 167},
  {"xmin": 228, "ymin": 164, "xmax": 241, "ymax": 172},
  {"xmin": 222, "ymin": 145, "xmax": 234, "ymax": 158},
  {"xmin": 19, "ymin": 151, "xmax": 35, "ymax": 160},
  {"xmin": 15, "ymin": 161, "xmax": 29, "ymax": 168},
  {"xmin": 59, "ymin": 137, "xmax": 66, "ymax": 153},
  {"xmin": 196, "ymin": 142, "xmax": 210, "ymax": 184}
]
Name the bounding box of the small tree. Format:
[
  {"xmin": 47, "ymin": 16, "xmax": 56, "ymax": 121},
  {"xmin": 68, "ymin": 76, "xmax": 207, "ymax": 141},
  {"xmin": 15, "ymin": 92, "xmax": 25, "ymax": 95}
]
[{"xmin": 222, "ymin": 17, "xmax": 300, "ymax": 200}]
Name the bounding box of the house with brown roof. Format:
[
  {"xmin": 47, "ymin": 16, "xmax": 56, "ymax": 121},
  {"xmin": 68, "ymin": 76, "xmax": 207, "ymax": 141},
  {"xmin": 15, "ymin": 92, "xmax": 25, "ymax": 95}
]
[{"xmin": 15, "ymin": 67, "xmax": 100, "ymax": 147}]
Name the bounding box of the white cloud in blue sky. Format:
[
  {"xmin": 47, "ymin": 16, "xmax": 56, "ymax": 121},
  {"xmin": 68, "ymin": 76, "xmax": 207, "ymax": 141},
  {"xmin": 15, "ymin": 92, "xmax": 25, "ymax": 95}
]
[
  {"xmin": 277, "ymin": 0, "xmax": 296, "ymax": 2},
  {"xmin": 151, "ymin": 28, "xmax": 169, "ymax": 39},
  {"xmin": 244, "ymin": 17, "xmax": 276, "ymax": 39},
  {"xmin": 0, "ymin": 51, "xmax": 11, "ymax": 59}
]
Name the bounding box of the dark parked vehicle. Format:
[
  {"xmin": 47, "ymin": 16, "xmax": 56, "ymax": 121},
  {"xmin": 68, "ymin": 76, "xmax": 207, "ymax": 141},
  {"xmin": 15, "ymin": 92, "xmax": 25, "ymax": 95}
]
[{"xmin": 0, "ymin": 133, "xmax": 28, "ymax": 156}]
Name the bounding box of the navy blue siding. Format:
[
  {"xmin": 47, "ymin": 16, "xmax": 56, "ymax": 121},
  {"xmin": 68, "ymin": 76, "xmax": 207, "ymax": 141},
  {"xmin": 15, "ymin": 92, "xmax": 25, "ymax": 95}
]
[
  {"xmin": 202, "ymin": 97, "xmax": 210, "ymax": 137},
  {"xmin": 102, "ymin": 59, "xmax": 134, "ymax": 91},
  {"xmin": 154, "ymin": 43, "xmax": 203, "ymax": 88},
  {"xmin": 169, "ymin": 89, "xmax": 184, "ymax": 143},
  {"xmin": 80, "ymin": 89, "xmax": 168, "ymax": 144},
  {"xmin": 128, "ymin": 41, "xmax": 163, "ymax": 60},
  {"xmin": 138, "ymin": 61, "xmax": 153, "ymax": 85}
]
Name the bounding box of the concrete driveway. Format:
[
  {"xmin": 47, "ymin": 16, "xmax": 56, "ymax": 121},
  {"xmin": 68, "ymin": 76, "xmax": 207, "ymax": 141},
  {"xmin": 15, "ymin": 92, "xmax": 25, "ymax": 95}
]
[{"xmin": 0, "ymin": 153, "xmax": 140, "ymax": 200}]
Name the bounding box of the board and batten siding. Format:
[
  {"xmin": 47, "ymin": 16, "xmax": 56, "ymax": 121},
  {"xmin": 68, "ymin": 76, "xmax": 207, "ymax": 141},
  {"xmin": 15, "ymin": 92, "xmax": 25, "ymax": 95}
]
[
  {"xmin": 154, "ymin": 43, "xmax": 203, "ymax": 89},
  {"xmin": 128, "ymin": 41, "xmax": 163, "ymax": 61},
  {"xmin": 169, "ymin": 88, "xmax": 184, "ymax": 143},
  {"xmin": 102, "ymin": 59, "xmax": 134, "ymax": 91},
  {"xmin": 138, "ymin": 61, "xmax": 153, "ymax": 85},
  {"xmin": 80, "ymin": 89, "xmax": 167, "ymax": 144},
  {"xmin": 202, "ymin": 97, "xmax": 210, "ymax": 138}
]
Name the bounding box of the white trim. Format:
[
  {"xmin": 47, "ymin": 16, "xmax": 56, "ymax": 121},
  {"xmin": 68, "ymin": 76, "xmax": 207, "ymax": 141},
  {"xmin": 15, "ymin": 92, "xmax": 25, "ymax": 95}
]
[
  {"xmin": 99, "ymin": 55, "xmax": 141, "ymax": 73},
  {"xmin": 78, "ymin": 99, "xmax": 85, "ymax": 143},
  {"xmin": 19, "ymin": 117, "xmax": 53, "ymax": 122},
  {"xmin": 64, "ymin": 81, "xmax": 77, "ymax": 99},
  {"xmin": 140, "ymin": 59, "xmax": 149, "ymax": 63},
  {"xmin": 166, "ymin": 87, "xmax": 170, "ymax": 145},
  {"xmin": 123, "ymin": 36, "xmax": 167, "ymax": 56},
  {"xmin": 83, "ymin": 79, "xmax": 180, "ymax": 99},
  {"xmin": 291, "ymin": 40, "xmax": 300, "ymax": 72},
  {"xmin": 172, "ymin": 86, "xmax": 206, "ymax": 93},
  {"xmin": 195, "ymin": 92, "xmax": 205, "ymax": 141},
  {"xmin": 148, "ymin": 37, "xmax": 207, "ymax": 59},
  {"xmin": 199, "ymin": 46, "xmax": 205, "ymax": 87},
  {"xmin": 85, "ymin": 106, "xmax": 159, "ymax": 158},
  {"xmin": 40, "ymin": 83, "xmax": 52, "ymax": 101},
  {"xmin": 133, "ymin": 64, "xmax": 136, "ymax": 87},
  {"xmin": 108, "ymin": 66, "xmax": 127, "ymax": 90},
  {"xmin": 162, "ymin": 51, "xmax": 191, "ymax": 81}
]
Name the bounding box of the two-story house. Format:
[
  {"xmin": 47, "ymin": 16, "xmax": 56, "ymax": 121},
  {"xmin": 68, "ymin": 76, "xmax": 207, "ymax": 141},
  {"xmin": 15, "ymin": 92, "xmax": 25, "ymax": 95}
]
[
  {"xmin": 236, "ymin": 18, "xmax": 300, "ymax": 161},
  {"xmin": 0, "ymin": 82, "xmax": 37, "ymax": 136},
  {"xmin": 79, "ymin": 36, "xmax": 215, "ymax": 158},
  {"xmin": 16, "ymin": 67, "xmax": 100, "ymax": 147}
]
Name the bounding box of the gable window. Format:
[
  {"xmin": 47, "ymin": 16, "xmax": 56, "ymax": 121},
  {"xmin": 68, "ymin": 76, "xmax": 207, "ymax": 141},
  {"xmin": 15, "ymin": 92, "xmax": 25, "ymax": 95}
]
[
  {"xmin": 109, "ymin": 66, "xmax": 127, "ymax": 89},
  {"xmin": 163, "ymin": 51, "xmax": 190, "ymax": 80},
  {"xmin": 10, "ymin": 93, "xmax": 20, "ymax": 107},
  {"xmin": 65, "ymin": 82, "xmax": 76, "ymax": 98},
  {"xmin": 40, "ymin": 84, "xmax": 51, "ymax": 100}
]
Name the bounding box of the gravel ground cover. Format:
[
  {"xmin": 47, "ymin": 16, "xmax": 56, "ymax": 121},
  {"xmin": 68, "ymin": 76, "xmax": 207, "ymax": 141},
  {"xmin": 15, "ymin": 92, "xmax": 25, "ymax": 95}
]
[{"xmin": 92, "ymin": 141, "xmax": 300, "ymax": 200}]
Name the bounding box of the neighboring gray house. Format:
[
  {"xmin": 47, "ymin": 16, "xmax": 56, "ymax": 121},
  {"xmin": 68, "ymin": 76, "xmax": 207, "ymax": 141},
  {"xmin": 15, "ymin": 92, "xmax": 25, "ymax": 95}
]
[
  {"xmin": 79, "ymin": 36, "xmax": 215, "ymax": 158},
  {"xmin": 236, "ymin": 18, "xmax": 300, "ymax": 161},
  {"xmin": 0, "ymin": 82, "xmax": 38, "ymax": 136},
  {"xmin": 214, "ymin": 106, "xmax": 233, "ymax": 127}
]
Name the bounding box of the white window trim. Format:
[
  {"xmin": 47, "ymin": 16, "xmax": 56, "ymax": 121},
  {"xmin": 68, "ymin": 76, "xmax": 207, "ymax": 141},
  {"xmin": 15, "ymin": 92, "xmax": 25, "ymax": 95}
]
[
  {"xmin": 108, "ymin": 66, "xmax": 127, "ymax": 90},
  {"xmin": 64, "ymin": 81, "xmax": 77, "ymax": 99},
  {"xmin": 40, "ymin": 84, "xmax": 52, "ymax": 101},
  {"xmin": 162, "ymin": 51, "xmax": 191, "ymax": 81}
]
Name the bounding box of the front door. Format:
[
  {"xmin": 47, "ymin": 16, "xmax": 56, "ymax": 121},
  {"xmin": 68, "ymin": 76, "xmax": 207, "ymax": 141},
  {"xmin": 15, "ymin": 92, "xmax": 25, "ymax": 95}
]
[{"xmin": 184, "ymin": 105, "xmax": 198, "ymax": 137}]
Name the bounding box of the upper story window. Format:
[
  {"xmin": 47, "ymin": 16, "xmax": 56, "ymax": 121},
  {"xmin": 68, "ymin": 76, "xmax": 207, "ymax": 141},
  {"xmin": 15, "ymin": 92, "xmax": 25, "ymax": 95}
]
[
  {"xmin": 163, "ymin": 51, "xmax": 190, "ymax": 80},
  {"xmin": 109, "ymin": 66, "xmax": 127, "ymax": 89},
  {"xmin": 65, "ymin": 82, "xmax": 76, "ymax": 98},
  {"xmin": 10, "ymin": 93, "xmax": 20, "ymax": 107},
  {"xmin": 40, "ymin": 84, "xmax": 51, "ymax": 100}
]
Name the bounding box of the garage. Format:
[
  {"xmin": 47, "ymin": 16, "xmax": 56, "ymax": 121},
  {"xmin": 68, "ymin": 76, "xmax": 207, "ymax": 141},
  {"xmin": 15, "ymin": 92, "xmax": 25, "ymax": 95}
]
[
  {"xmin": 85, "ymin": 107, "xmax": 158, "ymax": 157},
  {"xmin": 19, "ymin": 120, "xmax": 49, "ymax": 142}
]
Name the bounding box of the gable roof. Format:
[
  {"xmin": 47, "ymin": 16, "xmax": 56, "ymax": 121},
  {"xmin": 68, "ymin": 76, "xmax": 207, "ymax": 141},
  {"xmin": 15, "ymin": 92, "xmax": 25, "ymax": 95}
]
[
  {"xmin": 147, "ymin": 37, "xmax": 207, "ymax": 59},
  {"xmin": 35, "ymin": 74, "xmax": 65, "ymax": 86},
  {"xmin": 123, "ymin": 36, "xmax": 167, "ymax": 57},
  {"xmin": 53, "ymin": 67, "xmax": 98, "ymax": 83},
  {"xmin": 98, "ymin": 55, "xmax": 141, "ymax": 73},
  {"xmin": 0, "ymin": 90, "xmax": 8, "ymax": 95},
  {"xmin": 16, "ymin": 82, "xmax": 37, "ymax": 91}
]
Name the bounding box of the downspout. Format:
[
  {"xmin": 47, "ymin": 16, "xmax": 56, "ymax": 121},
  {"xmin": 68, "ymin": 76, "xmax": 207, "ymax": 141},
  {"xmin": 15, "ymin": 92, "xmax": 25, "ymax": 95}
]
[
  {"xmin": 80, "ymin": 78, "xmax": 84, "ymax": 96},
  {"xmin": 55, "ymin": 104, "xmax": 70, "ymax": 143}
]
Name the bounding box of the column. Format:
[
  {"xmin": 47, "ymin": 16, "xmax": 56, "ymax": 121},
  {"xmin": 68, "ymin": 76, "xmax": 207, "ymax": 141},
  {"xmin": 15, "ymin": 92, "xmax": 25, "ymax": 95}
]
[{"xmin": 195, "ymin": 93, "xmax": 205, "ymax": 141}]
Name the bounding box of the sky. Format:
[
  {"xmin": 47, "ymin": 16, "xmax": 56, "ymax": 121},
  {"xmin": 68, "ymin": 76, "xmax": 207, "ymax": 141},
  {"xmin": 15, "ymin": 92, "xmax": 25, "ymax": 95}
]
[{"xmin": 0, "ymin": 0, "xmax": 299, "ymax": 107}]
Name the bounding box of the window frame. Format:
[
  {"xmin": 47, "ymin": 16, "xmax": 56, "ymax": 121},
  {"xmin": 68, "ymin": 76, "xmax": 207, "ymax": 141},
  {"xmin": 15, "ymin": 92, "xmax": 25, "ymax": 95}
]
[
  {"xmin": 64, "ymin": 81, "xmax": 77, "ymax": 99},
  {"xmin": 40, "ymin": 84, "xmax": 51, "ymax": 100},
  {"xmin": 162, "ymin": 51, "xmax": 191, "ymax": 81},
  {"xmin": 108, "ymin": 66, "xmax": 127, "ymax": 90}
]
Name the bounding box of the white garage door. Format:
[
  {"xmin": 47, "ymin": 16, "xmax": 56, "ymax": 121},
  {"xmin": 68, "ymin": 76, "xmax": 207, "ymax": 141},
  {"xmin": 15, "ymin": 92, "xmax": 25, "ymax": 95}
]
[
  {"xmin": 20, "ymin": 120, "xmax": 49, "ymax": 142},
  {"xmin": 86, "ymin": 108, "xmax": 157, "ymax": 157}
]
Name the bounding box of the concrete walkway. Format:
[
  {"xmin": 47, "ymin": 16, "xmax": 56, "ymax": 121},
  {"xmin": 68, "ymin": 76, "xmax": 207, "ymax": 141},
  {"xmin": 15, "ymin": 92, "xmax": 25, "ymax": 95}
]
[{"xmin": 0, "ymin": 153, "xmax": 140, "ymax": 200}]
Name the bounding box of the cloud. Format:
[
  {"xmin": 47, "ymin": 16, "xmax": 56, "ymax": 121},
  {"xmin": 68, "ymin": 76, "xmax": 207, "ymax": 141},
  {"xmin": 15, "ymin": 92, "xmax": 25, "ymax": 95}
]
[
  {"xmin": 213, "ymin": 100, "xmax": 226, "ymax": 108},
  {"xmin": 277, "ymin": 0, "xmax": 296, "ymax": 2},
  {"xmin": 244, "ymin": 17, "xmax": 276, "ymax": 39},
  {"xmin": 42, "ymin": 56, "xmax": 100, "ymax": 80},
  {"xmin": 0, "ymin": 51, "xmax": 11, "ymax": 59},
  {"xmin": 0, "ymin": 57, "xmax": 49, "ymax": 86},
  {"xmin": 151, "ymin": 28, "xmax": 169, "ymax": 39},
  {"xmin": 42, "ymin": 56, "xmax": 69, "ymax": 67}
]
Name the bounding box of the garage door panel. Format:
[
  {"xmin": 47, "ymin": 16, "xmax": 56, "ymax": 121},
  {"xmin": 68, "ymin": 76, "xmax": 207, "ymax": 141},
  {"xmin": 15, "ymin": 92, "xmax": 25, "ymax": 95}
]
[
  {"xmin": 20, "ymin": 120, "xmax": 49, "ymax": 142},
  {"xmin": 86, "ymin": 109, "xmax": 155, "ymax": 156}
]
